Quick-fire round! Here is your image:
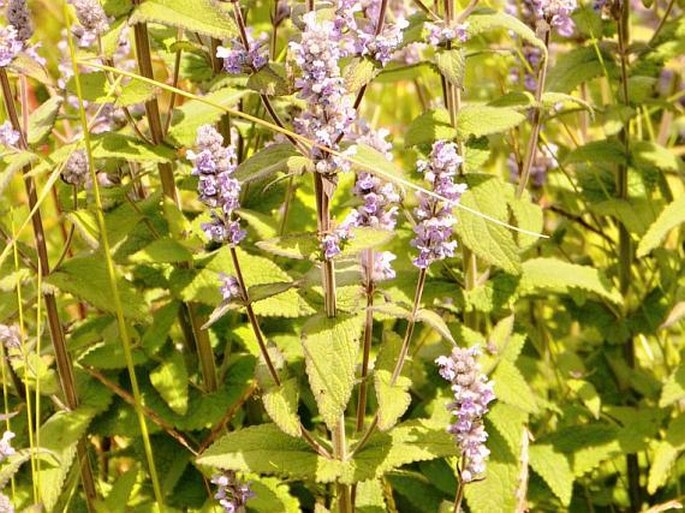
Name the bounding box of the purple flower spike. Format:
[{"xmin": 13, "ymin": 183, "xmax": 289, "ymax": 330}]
[
  {"xmin": 0, "ymin": 493, "xmax": 14, "ymax": 513},
  {"xmin": 187, "ymin": 125, "xmax": 245, "ymax": 246},
  {"xmin": 7, "ymin": 0, "xmax": 33, "ymax": 42},
  {"xmin": 216, "ymin": 30, "xmax": 268, "ymax": 75},
  {"xmin": 219, "ymin": 274, "xmax": 242, "ymax": 302},
  {"xmin": 411, "ymin": 140, "xmax": 467, "ymax": 269},
  {"xmin": 436, "ymin": 346, "xmax": 495, "ymax": 483},
  {"xmin": 0, "ymin": 324, "xmax": 20, "ymax": 350},
  {"xmin": 0, "ymin": 120, "xmax": 20, "ymax": 148},
  {"xmin": 0, "ymin": 430, "xmax": 16, "ymax": 461},
  {"xmin": 0, "ymin": 25, "xmax": 23, "ymax": 67},
  {"xmin": 211, "ymin": 471, "xmax": 255, "ymax": 513},
  {"xmin": 61, "ymin": 149, "xmax": 90, "ymax": 187}
]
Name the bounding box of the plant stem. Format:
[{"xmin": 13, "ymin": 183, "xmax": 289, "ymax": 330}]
[
  {"xmin": 314, "ymin": 174, "xmax": 337, "ymax": 317},
  {"xmin": 515, "ymin": 28, "xmax": 550, "ymax": 198},
  {"xmin": 355, "ymin": 250, "xmax": 374, "ymax": 432},
  {"xmin": 0, "ymin": 67, "xmax": 98, "ymax": 512},
  {"xmin": 616, "ymin": 4, "xmax": 640, "ymax": 511},
  {"xmin": 63, "ymin": 6, "xmax": 166, "ymax": 508}
]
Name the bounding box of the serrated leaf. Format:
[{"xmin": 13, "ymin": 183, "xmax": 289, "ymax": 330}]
[
  {"xmin": 434, "ymin": 48, "xmax": 465, "ymax": 87},
  {"xmin": 546, "ymin": 45, "xmax": 617, "ymax": 93},
  {"xmin": 344, "ymin": 57, "xmax": 379, "ymax": 92},
  {"xmin": 167, "ymin": 87, "xmax": 248, "ymax": 147},
  {"xmin": 91, "ymin": 133, "xmax": 176, "ymax": 163},
  {"xmin": 350, "ymin": 144, "xmax": 405, "ymax": 186},
  {"xmin": 247, "ymin": 64, "xmax": 291, "ymax": 96},
  {"xmin": 529, "ymin": 444, "xmax": 574, "ymax": 506},
  {"xmin": 355, "ymin": 479, "xmax": 386, "ymax": 513},
  {"xmin": 248, "ymin": 475, "xmax": 303, "ymax": 513},
  {"xmin": 117, "ymin": 79, "xmax": 157, "ymax": 107},
  {"xmin": 543, "ymin": 424, "xmax": 622, "ymax": 476},
  {"xmin": 632, "ymin": 140, "xmax": 680, "ymax": 172},
  {"xmin": 405, "ymin": 109, "xmax": 457, "ymax": 147},
  {"xmin": 454, "ymin": 175, "xmax": 521, "ymax": 274},
  {"xmin": 636, "ymin": 195, "xmax": 685, "ymax": 257},
  {"xmin": 257, "ymin": 233, "xmax": 320, "ymax": 260},
  {"xmin": 100, "ymin": 467, "xmax": 138, "ymax": 513},
  {"xmin": 262, "ymin": 378, "xmax": 301, "ymax": 438},
  {"xmin": 467, "ymin": 11, "xmax": 547, "ymax": 53},
  {"xmin": 564, "ymin": 139, "xmax": 627, "ymax": 167},
  {"xmin": 660, "ymin": 361, "xmax": 685, "ymax": 407},
  {"xmin": 236, "ymin": 208, "xmax": 279, "ymax": 239},
  {"xmin": 66, "ymin": 209, "xmax": 100, "ymax": 249},
  {"xmin": 541, "ymin": 92, "xmax": 594, "ymax": 114},
  {"xmin": 150, "ymin": 351, "xmax": 189, "ymax": 415},
  {"xmin": 456, "ymin": 105, "xmax": 526, "ymax": 139},
  {"xmin": 129, "ymin": 0, "xmax": 237, "ymax": 39},
  {"xmin": 492, "ymin": 360, "xmax": 538, "ymax": 413},
  {"xmin": 374, "ymin": 333, "xmax": 412, "ymax": 430},
  {"xmin": 518, "ymin": 257, "xmax": 623, "ymax": 304},
  {"xmin": 129, "ymin": 238, "xmax": 192, "ymax": 264},
  {"xmin": 341, "ymin": 227, "xmax": 396, "ymax": 257},
  {"xmin": 235, "ymin": 143, "xmax": 310, "ymax": 183},
  {"xmin": 47, "ymin": 255, "xmax": 147, "ymax": 320},
  {"xmin": 0, "ymin": 151, "xmax": 36, "ymax": 195},
  {"xmin": 415, "ymin": 309, "xmax": 454, "ymax": 343},
  {"xmin": 567, "ymin": 379, "xmax": 601, "ymax": 418},
  {"xmin": 647, "ymin": 414, "xmax": 685, "ymax": 494},
  {"xmin": 302, "ymin": 313, "xmax": 363, "ymax": 429},
  {"xmin": 27, "ymin": 96, "xmax": 62, "ymax": 146}
]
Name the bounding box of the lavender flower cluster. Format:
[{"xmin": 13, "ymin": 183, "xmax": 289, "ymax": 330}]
[
  {"xmin": 508, "ymin": 142, "xmax": 558, "ymax": 187},
  {"xmin": 291, "ymin": 11, "xmax": 356, "ymax": 175},
  {"xmin": 436, "ymin": 346, "xmax": 495, "ymax": 483},
  {"xmin": 532, "ymin": 0, "xmax": 577, "ymax": 36},
  {"xmin": 70, "ymin": 0, "xmax": 110, "ymax": 47},
  {"xmin": 0, "ymin": 121, "xmax": 19, "ymax": 148},
  {"xmin": 187, "ymin": 125, "xmax": 245, "ymax": 247},
  {"xmin": 411, "ymin": 140, "xmax": 467, "ymax": 269},
  {"xmin": 1, "ymin": 0, "xmax": 45, "ymax": 68},
  {"xmin": 211, "ymin": 471, "xmax": 254, "ymax": 513},
  {"xmin": 0, "ymin": 492, "xmax": 14, "ymax": 513},
  {"xmin": 0, "ymin": 24, "xmax": 22, "ymax": 67},
  {"xmin": 61, "ymin": 149, "xmax": 90, "ymax": 187},
  {"xmin": 424, "ymin": 20, "xmax": 470, "ymax": 46},
  {"xmin": 217, "ymin": 29, "xmax": 268, "ymax": 74},
  {"xmin": 0, "ymin": 430, "xmax": 15, "ymax": 461}
]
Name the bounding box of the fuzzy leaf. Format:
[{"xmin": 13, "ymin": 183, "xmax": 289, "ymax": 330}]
[
  {"xmin": 248, "ymin": 475, "xmax": 303, "ymax": 513},
  {"xmin": 27, "ymin": 96, "xmax": 62, "ymax": 146},
  {"xmin": 467, "ymin": 11, "xmax": 547, "ymax": 53},
  {"xmin": 129, "ymin": 238, "xmax": 193, "ymax": 264},
  {"xmin": 344, "ymin": 57, "xmax": 379, "ymax": 92},
  {"xmin": 374, "ymin": 333, "xmax": 412, "ymax": 430},
  {"xmin": 235, "ymin": 143, "xmax": 309, "ymax": 183},
  {"xmin": 632, "ymin": 140, "xmax": 680, "ymax": 172},
  {"xmin": 455, "ymin": 175, "xmax": 521, "ymax": 274},
  {"xmin": 405, "ymin": 109, "xmax": 457, "ymax": 147},
  {"xmin": 518, "ymin": 257, "xmax": 623, "ymax": 305},
  {"xmin": 302, "ymin": 313, "xmax": 363, "ymax": 429},
  {"xmin": 262, "ymin": 378, "xmax": 302, "ymax": 438},
  {"xmin": 257, "ymin": 233, "xmax": 320, "ymax": 260},
  {"xmin": 247, "ymin": 64, "xmax": 291, "ymax": 96},
  {"xmin": 647, "ymin": 414, "xmax": 685, "ymax": 494},
  {"xmin": 47, "ymin": 255, "xmax": 147, "ymax": 320},
  {"xmin": 434, "ymin": 48, "xmax": 465, "ymax": 87},
  {"xmin": 660, "ymin": 361, "xmax": 685, "ymax": 407},
  {"xmin": 636, "ymin": 195, "xmax": 685, "ymax": 257},
  {"xmin": 546, "ymin": 45, "xmax": 616, "ymax": 93},
  {"xmin": 529, "ymin": 444, "xmax": 574, "ymax": 506},
  {"xmin": 355, "ymin": 479, "xmax": 386, "ymax": 513},
  {"xmin": 66, "ymin": 209, "xmax": 100, "ymax": 249},
  {"xmin": 150, "ymin": 351, "xmax": 189, "ymax": 416},
  {"xmin": 456, "ymin": 105, "xmax": 526, "ymax": 138},
  {"xmin": 492, "ymin": 360, "xmax": 538, "ymax": 413},
  {"xmin": 129, "ymin": 0, "xmax": 237, "ymax": 39},
  {"xmin": 0, "ymin": 151, "xmax": 36, "ymax": 195},
  {"xmin": 415, "ymin": 309, "xmax": 455, "ymax": 343},
  {"xmin": 91, "ymin": 133, "xmax": 176, "ymax": 163}
]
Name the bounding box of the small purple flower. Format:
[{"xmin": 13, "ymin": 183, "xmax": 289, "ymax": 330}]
[
  {"xmin": 211, "ymin": 471, "xmax": 254, "ymax": 513},
  {"xmin": 507, "ymin": 142, "xmax": 558, "ymax": 187},
  {"xmin": 216, "ymin": 30, "xmax": 268, "ymax": 74},
  {"xmin": 411, "ymin": 141, "xmax": 467, "ymax": 269},
  {"xmin": 322, "ymin": 225, "xmax": 350, "ymax": 260},
  {"xmin": 0, "ymin": 493, "xmax": 14, "ymax": 513},
  {"xmin": 69, "ymin": 0, "xmax": 110, "ymax": 39},
  {"xmin": 0, "ymin": 430, "xmax": 15, "ymax": 461},
  {"xmin": 363, "ymin": 250, "xmax": 396, "ymax": 282},
  {"xmin": 0, "ymin": 120, "xmax": 20, "ymax": 148},
  {"xmin": 187, "ymin": 125, "xmax": 245, "ymax": 246},
  {"xmin": 425, "ymin": 21, "xmax": 469, "ymax": 45},
  {"xmin": 0, "ymin": 25, "xmax": 23, "ymax": 67},
  {"xmin": 0, "ymin": 324, "xmax": 20, "ymax": 350},
  {"xmin": 7, "ymin": 0, "xmax": 33, "ymax": 42},
  {"xmin": 219, "ymin": 274, "xmax": 242, "ymax": 302},
  {"xmin": 436, "ymin": 346, "xmax": 495, "ymax": 483},
  {"xmin": 61, "ymin": 149, "xmax": 90, "ymax": 186}
]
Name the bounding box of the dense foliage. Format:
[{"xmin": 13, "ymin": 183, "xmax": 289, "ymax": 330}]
[{"xmin": 0, "ymin": 0, "xmax": 683, "ymax": 511}]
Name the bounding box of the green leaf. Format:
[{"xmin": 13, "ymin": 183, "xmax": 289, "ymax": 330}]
[
  {"xmin": 47, "ymin": 255, "xmax": 147, "ymax": 320},
  {"xmin": 91, "ymin": 133, "xmax": 176, "ymax": 163},
  {"xmin": 374, "ymin": 333, "xmax": 412, "ymax": 430},
  {"xmin": 636, "ymin": 195, "xmax": 685, "ymax": 257},
  {"xmin": 167, "ymin": 87, "xmax": 248, "ymax": 147},
  {"xmin": 341, "ymin": 227, "xmax": 395, "ymax": 257},
  {"xmin": 529, "ymin": 444, "xmax": 574, "ymax": 507},
  {"xmin": 632, "ymin": 140, "xmax": 680, "ymax": 172},
  {"xmin": 647, "ymin": 414, "xmax": 685, "ymax": 494},
  {"xmin": 405, "ymin": 109, "xmax": 457, "ymax": 147},
  {"xmin": 563, "ymin": 139, "xmax": 627, "ymax": 167},
  {"xmin": 150, "ymin": 351, "xmax": 189, "ymax": 415},
  {"xmin": 248, "ymin": 475, "xmax": 303, "ymax": 513},
  {"xmin": 543, "ymin": 424, "xmax": 622, "ymax": 476},
  {"xmin": 415, "ymin": 309, "xmax": 455, "ymax": 343},
  {"xmin": 546, "ymin": 46, "xmax": 616, "ymax": 93},
  {"xmin": 454, "ymin": 175, "xmax": 521, "ymax": 274},
  {"xmin": 518, "ymin": 257, "xmax": 623, "ymax": 305},
  {"xmin": 467, "ymin": 11, "xmax": 546, "ymax": 53},
  {"xmin": 66, "ymin": 72, "xmax": 110, "ymax": 103},
  {"xmin": 355, "ymin": 479, "xmax": 386, "ymax": 513},
  {"xmin": 100, "ymin": 467, "xmax": 138, "ymax": 513},
  {"xmin": 456, "ymin": 105, "xmax": 526, "ymax": 139},
  {"xmin": 247, "ymin": 64, "xmax": 291, "ymax": 96},
  {"xmin": 129, "ymin": 0, "xmax": 237, "ymax": 39},
  {"xmin": 434, "ymin": 48, "xmax": 465, "ymax": 87},
  {"xmin": 0, "ymin": 151, "xmax": 36, "ymax": 196},
  {"xmin": 567, "ymin": 379, "xmax": 601, "ymax": 418},
  {"xmin": 344, "ymin": 57, "xmax": 379, "ymax": 93},
  {"xmin": 117, "ymin": 79, "xmax": 157, "ymax": 107},
  {"xmin": 236, "ymin": 208, "xmax": 279, "ymax": 239},
  {"xmin": 235, "ymin": 143, "xmax": 309, "ymax": 183},
  {"xmin": 27, "ymin": 96, "xmax": 62, "ymax": 146},
  {"xmin": 129, "ymin": 238, "xmax": 193, "ymax": 264},
  {"xmin": 257, "ymin": 233, "xmax": 320, "ymax": 260},
  {"xmin": 66, "ymin": 210, "xmax": 100, "ymax": 249},
  {"xmin": 492, "ymin": 360, "xmax": 538, "ymax": 413},
  {"xmin": 302, "ymin": 313, "xmax": 363, "ymax": 429},
  {"xmin": 541, "ymin": 92, "xmax": 594, "ymax": 114},
  {"xmin": 659, "ymin": 361, "xmax": 685, "ymax": 407},
  {"xmin": 350, "ymin": 144, "xmax": 406, "ymax": 186},
  {"xmin": 262, "ymin": 378, "xmax": 302, "ymax": 438}
]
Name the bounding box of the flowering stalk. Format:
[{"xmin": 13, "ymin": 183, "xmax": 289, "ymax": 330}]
[{"xmin": 0, "ymin": 63, "xmax": 98, "ymax": 510}]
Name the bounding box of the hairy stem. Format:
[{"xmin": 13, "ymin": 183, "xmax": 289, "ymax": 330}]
[
  {"xmin": 0, "ymin": 67, "xmax": 98, "ymax": 512},
  {"xmin": 355, "ymin": 250, "xmax": 375, "ymax": 432},
  {"xmin": 63, "ymin": 7, "xmax": 166, "ymax": 508}
]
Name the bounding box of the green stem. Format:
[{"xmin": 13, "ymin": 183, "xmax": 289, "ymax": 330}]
[
  {"xmin": 63, "ymin": 5, "xmax": 165, "ymax": 509},
  {"xmin": 0, "ymin": 67, "xmax": 98, "ymax": 512},
  {"xmin": 355, "ymin": 250, "xmax": 375, "ymax": 432}
]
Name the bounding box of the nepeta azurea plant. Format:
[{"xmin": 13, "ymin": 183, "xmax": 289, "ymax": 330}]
[{"xmin": 1, "ymin": 0, "xmax": 683, "ymax": 511}]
